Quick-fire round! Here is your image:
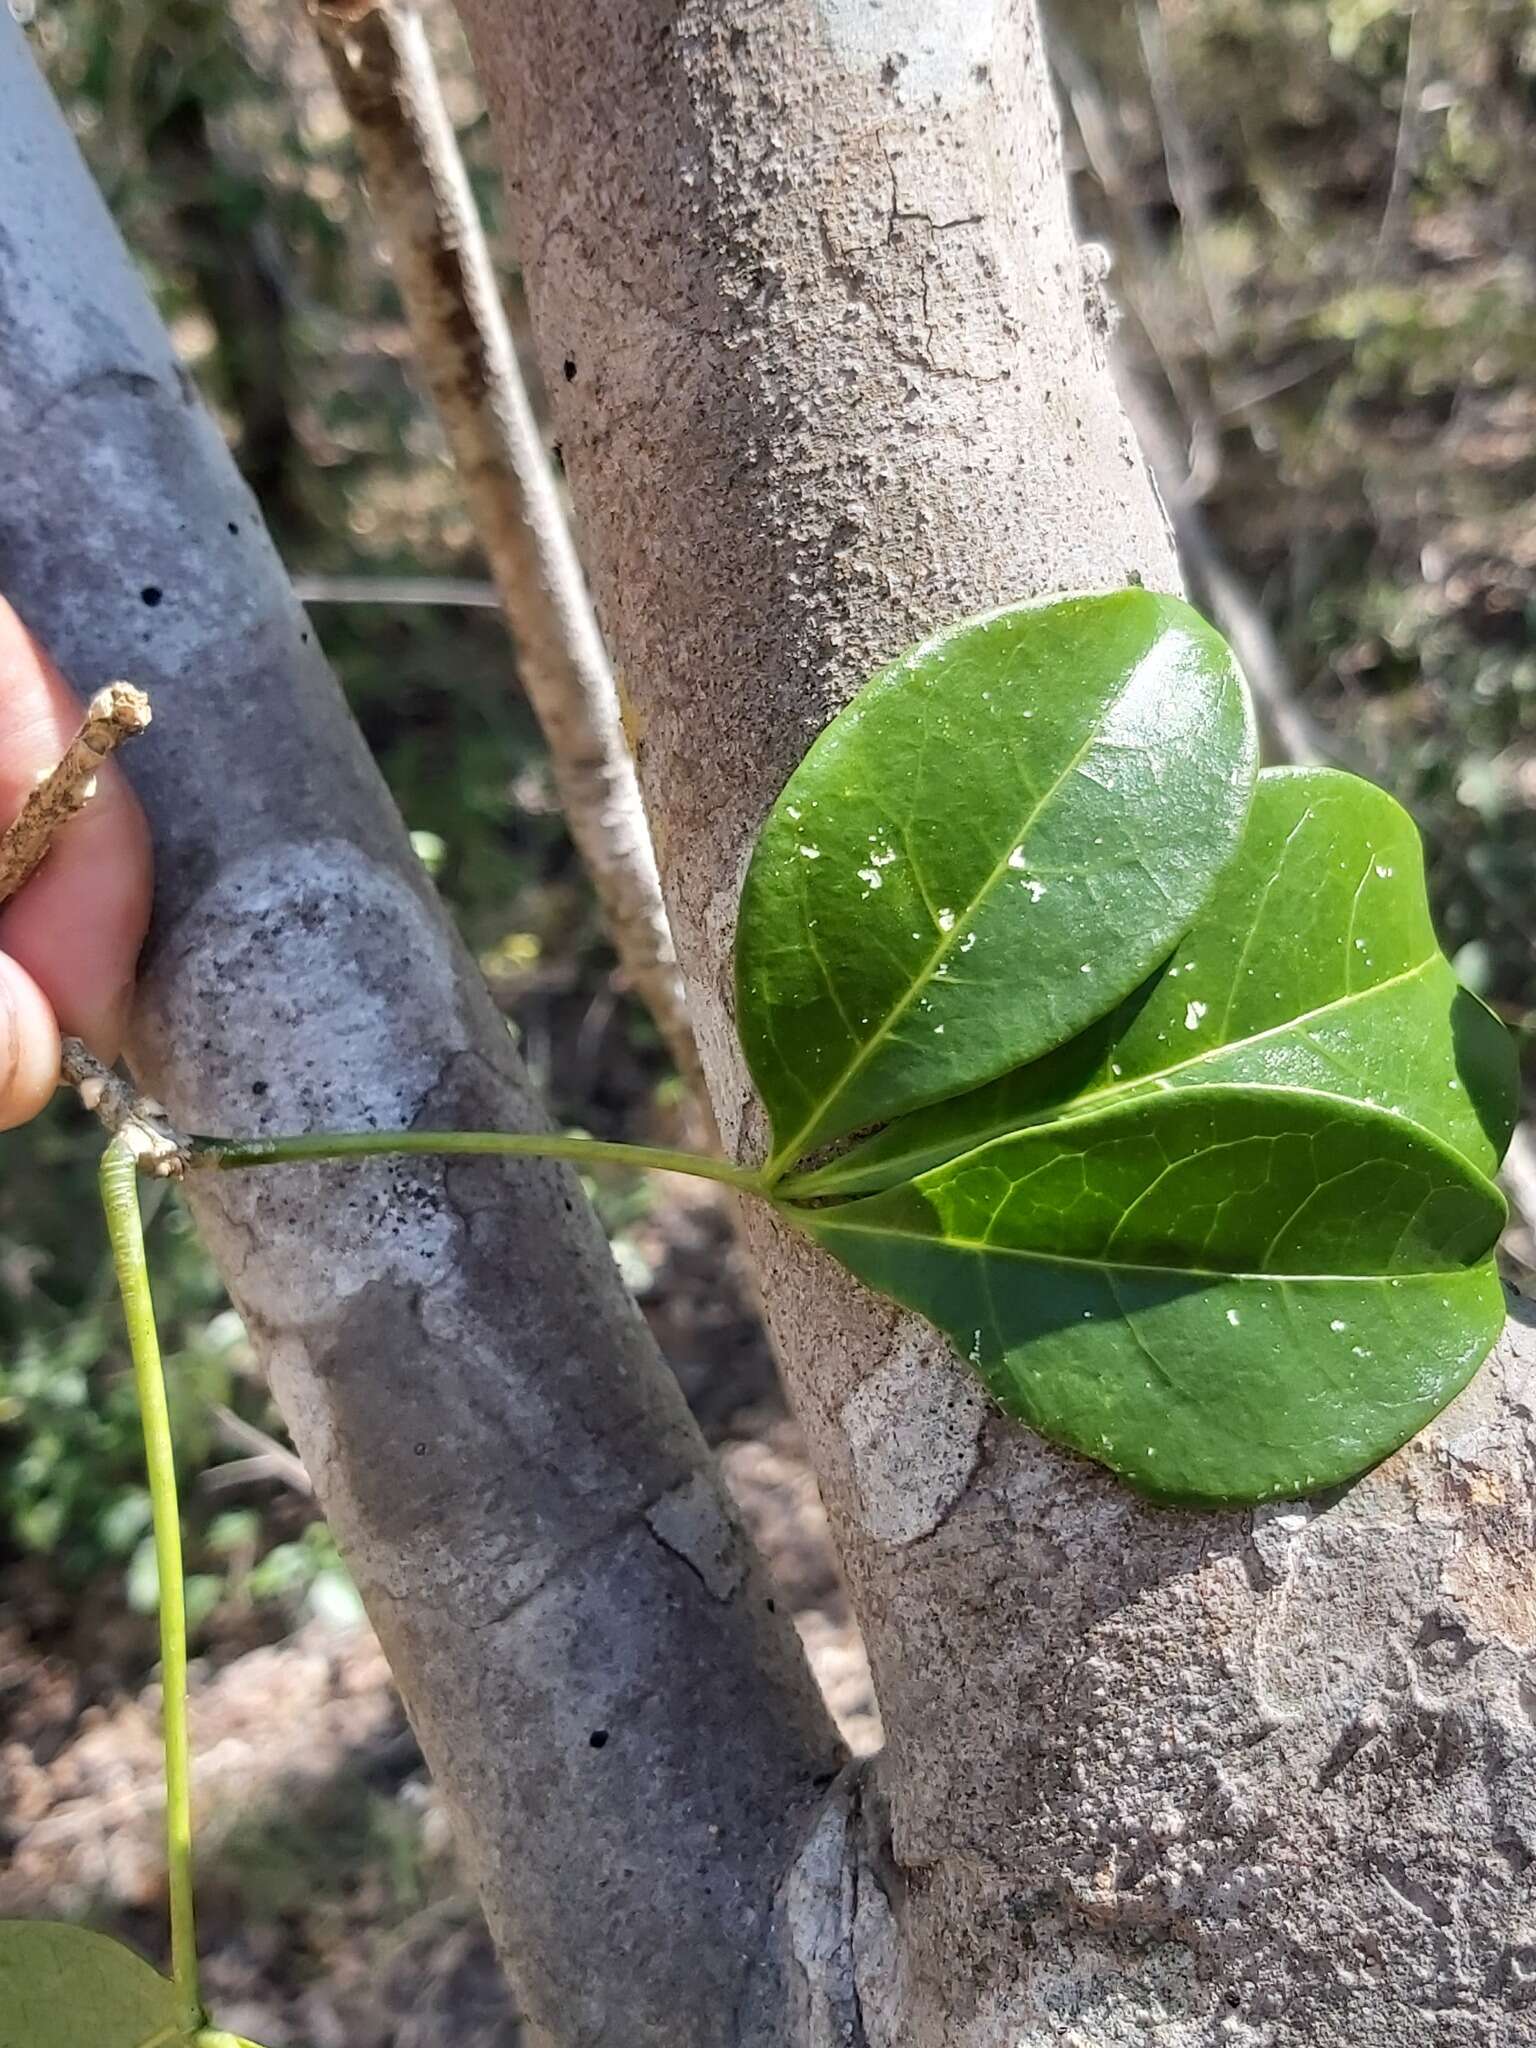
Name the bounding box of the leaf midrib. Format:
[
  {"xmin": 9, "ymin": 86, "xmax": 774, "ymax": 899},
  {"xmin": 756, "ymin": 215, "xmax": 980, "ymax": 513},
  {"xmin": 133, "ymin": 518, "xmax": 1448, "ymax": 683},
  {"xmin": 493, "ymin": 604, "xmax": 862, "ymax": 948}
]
[
  {"xmin": 794, "ymin": 953, "xmax": 1442, "ymax": 1193},
  {"xmin": 1001, "ymin": 953, "xmax": 1441, "ymax": 1134},
  {"xmin": 809, "ymin": 1217, "xmax": 1479, "ymax": 1288},
  {"xmin": 765, "ymin": 682, "xmax": 1135, "ymax": 1177}
]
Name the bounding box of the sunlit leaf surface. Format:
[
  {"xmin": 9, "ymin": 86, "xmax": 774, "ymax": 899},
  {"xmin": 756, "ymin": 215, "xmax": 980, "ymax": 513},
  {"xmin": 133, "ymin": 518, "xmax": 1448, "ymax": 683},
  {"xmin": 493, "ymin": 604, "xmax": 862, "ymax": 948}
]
[{"xmin": 737, "ymin": 590, "xmax": 1256, "ymax": 1175}]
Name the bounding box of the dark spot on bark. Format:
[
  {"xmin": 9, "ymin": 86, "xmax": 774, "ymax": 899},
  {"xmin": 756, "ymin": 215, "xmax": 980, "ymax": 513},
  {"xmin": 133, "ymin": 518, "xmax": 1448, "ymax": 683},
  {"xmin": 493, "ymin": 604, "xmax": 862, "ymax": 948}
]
[
  {"xmin": 301, "ymin": 631, "xmax": 310, "ymax": 644},
  {"xmin": 414, "ymin": 1442, "xmax": 427, "ymax": 1456},
  {"xmin": 812, "ymin": 1771, "xmax": 836, "ymax": 1790},
  {"xmin": 728, "ymin": 27, "xmax": 746, "ymax": 55},
  {"xmin": 251, "ymin": 1080, "xmax": 268, "ymax": 1097},
  {"xmin": 227, "ymin": 521, "xmax": 239, "ymax": 535},
  {"xmin": 140, "ymin": 585, "xmax": 162, "ymax": 607},
  {"xmin": 588, "ymin": 1729, "xmax": 609, "ymax": 1749},
  {"xmin": 563, "ymin": 357, "xmax": 577, "ymax": 382},
  {"xmin": 765, "ymin": 1598, "xmax": 776, "ymax": 1613},
  {"xmin": 551, "ymin": 443, "xmax": 564, "ymax": 472}
]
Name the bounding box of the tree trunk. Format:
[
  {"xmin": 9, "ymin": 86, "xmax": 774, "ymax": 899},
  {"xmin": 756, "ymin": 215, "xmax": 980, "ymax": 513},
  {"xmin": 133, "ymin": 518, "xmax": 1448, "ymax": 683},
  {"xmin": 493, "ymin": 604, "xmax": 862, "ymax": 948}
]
[
  {"xmin": 458, "ymin": 3, "xmax": 1536, "ymax": 2041},
  {"xmin": 0, "ymin": 17, "xmax": 840, "ymax": 2047}
]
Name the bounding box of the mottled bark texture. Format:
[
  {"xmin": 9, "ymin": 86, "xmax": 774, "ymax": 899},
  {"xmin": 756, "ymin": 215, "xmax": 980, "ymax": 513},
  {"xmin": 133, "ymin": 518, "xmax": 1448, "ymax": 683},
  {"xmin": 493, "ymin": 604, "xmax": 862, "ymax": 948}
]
[
  {"xmin": 0, "ymin": 17, "xmax": 841, "ymax": 2048},
  {"xmin": 309, "ymin": 0, "xmax": 703, "ymax": 1094},
  {"xmin": 458, "ymin": 2, "xmax": 1536, "ymax": 2041}
]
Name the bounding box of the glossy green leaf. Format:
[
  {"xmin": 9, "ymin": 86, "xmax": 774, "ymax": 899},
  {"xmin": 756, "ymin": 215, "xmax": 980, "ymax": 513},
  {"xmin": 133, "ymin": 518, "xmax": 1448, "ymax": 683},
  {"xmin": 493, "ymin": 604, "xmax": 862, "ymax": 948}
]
[
  {"xmin": 803, "ymin": 1086, "xmax": 1506, "ymax": 1505},
  {"xmin": 791, "ymin": 767, "xmax": 1518, "ymax": 1197},
  {"xmin": 0, "ymin": 1922, "xmax": 187, "ymax": 2048},
  {"xmin": 737, "ymin": 590, "xmax": 1257, "ymax": 1176}
]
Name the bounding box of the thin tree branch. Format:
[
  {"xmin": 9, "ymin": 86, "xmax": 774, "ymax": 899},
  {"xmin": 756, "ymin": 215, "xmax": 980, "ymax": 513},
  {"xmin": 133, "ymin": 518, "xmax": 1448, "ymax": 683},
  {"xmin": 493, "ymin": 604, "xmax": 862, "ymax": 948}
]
[
  {"xmin": 1118, "ymin": 375, "xmax": 1333, "ymax": 767},
  {"xmin": 1376, "ymin": 0, "xmax": 1435, "ymax": 263},
  {"xmin": 292, "ymin": 571, "xmax": 500, "ymax": 607},
  {"xmin": 1050, "ymin": 21, "xmax": 1330, "ymax": 765},
  {"xmin": 0, "ymin": 682, "xmax": 150, "ymax": 904},
  {"xmin": 206, "ymin": 1403, "xmax": 314, "ymax": 1495},
  {"xmin": 307, "ymin": 0, "xmax": 706, "ymax": 1101},
  {"xmin": 1135, "ymin": 0, "xmax": 1234, "ymax": 347}
]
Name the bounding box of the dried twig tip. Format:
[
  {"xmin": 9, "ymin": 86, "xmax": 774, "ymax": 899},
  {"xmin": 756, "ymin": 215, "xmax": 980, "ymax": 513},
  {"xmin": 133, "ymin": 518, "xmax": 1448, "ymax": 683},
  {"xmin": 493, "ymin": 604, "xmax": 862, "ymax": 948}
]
[
  {"xmin": 84, "ymin": 682, "xmax": 153, "ymax": 745},
  {"xmin": 61, "ymin": 1038, "xmax": 188, "ymax": 1178}
]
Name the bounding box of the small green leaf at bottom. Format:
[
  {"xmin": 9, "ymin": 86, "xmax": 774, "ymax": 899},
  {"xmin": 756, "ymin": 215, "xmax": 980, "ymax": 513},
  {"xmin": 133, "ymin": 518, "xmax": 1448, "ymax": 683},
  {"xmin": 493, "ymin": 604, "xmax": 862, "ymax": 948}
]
[{"xmin": 0, "ymin": 1922, "xmax": 185, "ymax": 2048}]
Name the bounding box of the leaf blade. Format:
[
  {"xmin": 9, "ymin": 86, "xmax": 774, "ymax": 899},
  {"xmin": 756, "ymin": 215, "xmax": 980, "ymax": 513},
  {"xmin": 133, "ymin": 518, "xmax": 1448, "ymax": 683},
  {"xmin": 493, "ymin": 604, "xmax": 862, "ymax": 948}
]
[
  {"xmin": 804, "ymin": 1085, "xmax": 1506, "ymax": 1504},
  {"xmin": 0, "ymin": 1922, "xmax": 187, "ymax": 2048},
  {"xmin": 794, "ymin": 767, "xmax": 1517, "ymax": 1197},
  {"xmin": 736, "ymin": 590, "xmax": 1257, "ymax": 1174}
]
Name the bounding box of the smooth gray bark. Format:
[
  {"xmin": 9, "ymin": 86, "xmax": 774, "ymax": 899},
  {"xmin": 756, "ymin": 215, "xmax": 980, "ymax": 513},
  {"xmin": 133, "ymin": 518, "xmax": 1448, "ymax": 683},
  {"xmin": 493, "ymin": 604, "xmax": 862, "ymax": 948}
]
[
  {"xmin": 459, "ymin": 3, "xmax": 1536, "ymax": 2041},
  {"xmin": 0, "ymin": 16, "xmax": 840, "ymax": 2047}
]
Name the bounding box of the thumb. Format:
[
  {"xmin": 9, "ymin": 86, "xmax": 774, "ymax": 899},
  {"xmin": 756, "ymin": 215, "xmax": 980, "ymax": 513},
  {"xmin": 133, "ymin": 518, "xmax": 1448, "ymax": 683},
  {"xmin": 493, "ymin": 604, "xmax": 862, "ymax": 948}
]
[{"xmin": 0, "ymin": 951, "xmax": 61, "ymax": 1132}]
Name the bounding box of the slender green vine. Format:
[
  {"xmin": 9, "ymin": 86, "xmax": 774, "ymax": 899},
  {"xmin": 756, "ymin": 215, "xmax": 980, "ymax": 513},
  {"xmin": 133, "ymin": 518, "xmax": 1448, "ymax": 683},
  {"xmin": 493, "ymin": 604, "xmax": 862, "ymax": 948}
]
[{"xmin": 98, "ymin": 1138, "xmax": 203, "ymax": 2040}]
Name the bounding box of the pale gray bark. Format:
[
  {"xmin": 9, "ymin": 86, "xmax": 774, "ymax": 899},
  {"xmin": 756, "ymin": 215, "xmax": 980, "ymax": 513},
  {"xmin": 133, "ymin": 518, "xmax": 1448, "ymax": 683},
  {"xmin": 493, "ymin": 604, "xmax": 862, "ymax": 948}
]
[
  {"xmin": 0, "ymin": 16, "xmax": 840, "ymax": 2047},
  {"xmin": 459, "ymin": 3, "xmax": 1536, "ymax": 2041},
  {"xmin": 308, "ymin": 0, "xmax": 702, "ymax": 1094}
]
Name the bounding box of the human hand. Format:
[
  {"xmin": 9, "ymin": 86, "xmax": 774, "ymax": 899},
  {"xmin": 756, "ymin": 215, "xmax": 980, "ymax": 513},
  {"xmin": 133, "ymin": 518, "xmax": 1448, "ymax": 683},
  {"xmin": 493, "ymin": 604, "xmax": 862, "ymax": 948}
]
[{"xmin": 0, "ymin": 598, "xmax": 152, "ymax": 1129}]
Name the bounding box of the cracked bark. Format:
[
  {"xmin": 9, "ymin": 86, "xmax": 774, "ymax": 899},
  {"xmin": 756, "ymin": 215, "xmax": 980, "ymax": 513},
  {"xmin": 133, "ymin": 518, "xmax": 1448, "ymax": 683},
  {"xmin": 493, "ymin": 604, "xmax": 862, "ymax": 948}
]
[
  {"xmin": 458, "ymin": 2, "xmax": 1536, "ymax": 2041},
  {"xmin": 0, "ymin": 17, "xmax": 840, "ymax": 2047}
]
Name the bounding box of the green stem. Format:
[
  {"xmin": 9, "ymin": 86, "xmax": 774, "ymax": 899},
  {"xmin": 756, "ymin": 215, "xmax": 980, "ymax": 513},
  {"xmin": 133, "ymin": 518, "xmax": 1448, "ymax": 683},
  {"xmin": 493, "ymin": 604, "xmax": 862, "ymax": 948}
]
[
  {"xmin": 186, "ymin": 1127, "xmax": 768, "ymax": 1195},
  {"xmin": 99, "ymin": 1141, "xmax": 201, "ymax": 2036}
]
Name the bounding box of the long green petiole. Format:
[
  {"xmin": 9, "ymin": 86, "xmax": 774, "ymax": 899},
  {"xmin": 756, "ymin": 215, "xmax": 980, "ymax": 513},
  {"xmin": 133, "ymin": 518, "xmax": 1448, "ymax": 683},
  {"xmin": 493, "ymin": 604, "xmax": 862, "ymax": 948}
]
[
  {"xmin": 185, "ymin": 1126, "xmax": 770, "ymax": 1196},
  {"xmin": 99, "ymin": 1139, "xmax": 203, "ymax": 2039}
]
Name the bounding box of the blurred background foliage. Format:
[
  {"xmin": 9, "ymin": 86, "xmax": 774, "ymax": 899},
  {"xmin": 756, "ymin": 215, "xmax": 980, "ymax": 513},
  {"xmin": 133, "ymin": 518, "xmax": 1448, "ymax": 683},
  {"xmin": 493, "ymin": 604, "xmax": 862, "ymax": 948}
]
[{"xmin": 3, "ymin": 0, "xmax": 1532, "ymax": 1731}]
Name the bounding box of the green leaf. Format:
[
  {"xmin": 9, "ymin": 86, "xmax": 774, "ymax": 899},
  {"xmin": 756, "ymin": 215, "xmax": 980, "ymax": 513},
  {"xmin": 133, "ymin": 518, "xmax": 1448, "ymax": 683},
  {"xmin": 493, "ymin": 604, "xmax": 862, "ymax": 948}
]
[
  {"xmin": 791, "ymin": 767, "xmax": 1518, "ymax": 1197},
  {"xmin": 0, "ymin": 1922, "xmax": 187, "ymax": 2048},
  {"xmin": 802, "ymin": 1086, "xmax": 1506, "ymax": 1505},
  {"xmin": 736, "ymin": 590, "xmax": 1257, "ymax": 1176}
]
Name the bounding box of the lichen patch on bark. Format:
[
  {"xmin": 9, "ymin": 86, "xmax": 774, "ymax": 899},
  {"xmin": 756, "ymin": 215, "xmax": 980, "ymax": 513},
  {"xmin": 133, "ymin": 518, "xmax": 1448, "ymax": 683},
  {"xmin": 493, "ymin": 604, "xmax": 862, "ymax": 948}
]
[{"xmin": 841, "ymin": 1336, "xmax": 987, "ymax": 1545}]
